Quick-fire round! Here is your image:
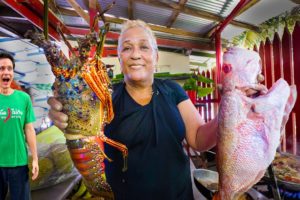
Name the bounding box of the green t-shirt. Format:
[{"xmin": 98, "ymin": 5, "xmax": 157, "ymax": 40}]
[{"xmin": 0, "ymin": 90, "xmax": 36, "ymax": 167}]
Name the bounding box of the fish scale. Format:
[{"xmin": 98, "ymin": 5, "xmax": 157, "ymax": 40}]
[{"xmin": 214, "ymin": 47, "xmax": 297, "ymax": 200}]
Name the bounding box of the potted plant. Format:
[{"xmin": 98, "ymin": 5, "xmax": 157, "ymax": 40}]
[{"xmin": 183, "ymin": 74, "xmax": 214, "ymax": 104}]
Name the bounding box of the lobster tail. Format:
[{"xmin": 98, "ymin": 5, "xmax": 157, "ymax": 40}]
[{"xmin": 67, "ymin": 138, "xmax": 114, "ymax": 199}]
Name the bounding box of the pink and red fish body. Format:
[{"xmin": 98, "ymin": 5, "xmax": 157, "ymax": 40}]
[{"xmin": 216, "ymin": 47, "xmax": 297, "ymax": 200}]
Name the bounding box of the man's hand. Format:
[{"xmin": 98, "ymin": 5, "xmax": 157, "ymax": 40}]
[
  {"xmin": 47, "ymin": 97, "xmax": 68, "ymax": 130},
  {"xmin": 31, "ymin": 159, "xmax": 39, "ymax": 180}
]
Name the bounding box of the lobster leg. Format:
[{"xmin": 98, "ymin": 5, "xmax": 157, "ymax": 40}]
[
  {"xmin": 82, "ymin": 57, "xmax": 128, "ymax": 171},
  {"xmin": 82, "ymin": 57, "xmax": 114, "ymax": 123},
  {"xmin": 96, "ymin": 135, "xmax": 128, "ymax": 172}
]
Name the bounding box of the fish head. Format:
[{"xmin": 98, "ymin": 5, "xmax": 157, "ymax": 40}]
[{"xmin": 221, "ymin": 47, "xmax": 263, "ymax": 92}]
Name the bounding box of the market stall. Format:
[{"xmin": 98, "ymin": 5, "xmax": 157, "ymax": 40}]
[{"xmin": 0, "ymin": 0, "xmax": 299, "ymax": 199}]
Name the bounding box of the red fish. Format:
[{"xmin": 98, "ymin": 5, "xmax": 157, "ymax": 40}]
[{"xmin": 214, "ymin": 47, "xmax": 297, "ymax": 199}]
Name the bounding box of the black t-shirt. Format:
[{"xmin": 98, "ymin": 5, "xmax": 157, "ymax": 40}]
[{"xmin": 104, "ymin": 79, "xmax": 193, "ymax": 200}]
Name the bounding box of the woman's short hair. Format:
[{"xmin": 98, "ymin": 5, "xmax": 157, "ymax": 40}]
[
  {"xmin": 117, "ymin": 20, "xmax": 158, "ymax": 55},
  {"xmin": 0, "ymin": 51, "xmax": 15, "ymax": 69}
]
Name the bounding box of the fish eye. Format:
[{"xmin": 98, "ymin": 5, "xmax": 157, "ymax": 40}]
[{"xmin": 222, "ymin": 63, "xmax": 232, "ymax": 73}]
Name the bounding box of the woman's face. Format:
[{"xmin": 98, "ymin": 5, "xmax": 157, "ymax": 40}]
[{"xmin": 119, "ymin": 26, "xmax": 158, "ymax": 84}]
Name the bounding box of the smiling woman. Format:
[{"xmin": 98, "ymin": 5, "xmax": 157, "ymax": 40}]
[
  {"xmin": 119, "ymin": 26, "xmax": 157, "ymax": 84},
  {"xmin": 48, "ymin": 19, "xmax": 219, "ymax": 200}
]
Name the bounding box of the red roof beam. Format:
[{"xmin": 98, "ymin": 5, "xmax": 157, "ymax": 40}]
[
  {"xmin": 2, "ymin": 0, "xmax": 60, "ymax": 40},
  {"xmin": 19, "ymin": 0, "xmax": 71, "ymax": 35},
  {"xmin": 67, "ymin": 26, "xmax": 120, "ymax": 40},
  {"xmin": 67, "ymin": 26, "xmax": 213, "ymax": 51}
]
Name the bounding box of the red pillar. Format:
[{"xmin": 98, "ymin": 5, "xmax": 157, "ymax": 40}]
[
  {"xmin": 273, "ymin": 32, "xmax": 284, "ymax": 81},
  {"xmin": 292, "ymin": 22, "xmax": 300, "ymax": 155},
  {"xmin": 282, "ymin": 26, "xmax": 294, "ymax": 153},
  {"xmin": 264, "ymin": 37, "xmax": 275, "ymax": 87},
  {"xmin": 282, "ymin": 27, "xmax": 293, "ymax": 85}
]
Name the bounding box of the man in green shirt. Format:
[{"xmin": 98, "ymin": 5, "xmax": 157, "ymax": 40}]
[{"xmin": 0, "ymin": 51, "xmax": 39, "ymax": 200}]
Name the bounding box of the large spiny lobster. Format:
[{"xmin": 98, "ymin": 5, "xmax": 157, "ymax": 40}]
[{"xmin": 26, "ymin": 23, "xmax": 127, "ymax": 199}]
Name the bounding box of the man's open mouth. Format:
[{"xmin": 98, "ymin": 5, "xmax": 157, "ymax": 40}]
[{"xmin": 2, "ymin": 78, "xmax": 10, "ymax": 82}]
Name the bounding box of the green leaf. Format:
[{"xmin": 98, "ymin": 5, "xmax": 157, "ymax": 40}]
[
  {"xmin": 197, "ymin": 87, "xmax": 214, "ymax": 98},
  {"xmin": 183, "ymin": 77, "xmax": 197, "ymax": 91},
  {"xmin": 197, "ymin": 74, "xmax": 214, "ymax": 84}
]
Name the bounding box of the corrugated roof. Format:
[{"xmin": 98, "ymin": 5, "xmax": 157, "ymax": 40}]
[
  {"xmin": 134, "ymin": 2, "xmax": 172, "ymax": 25},
  {"xmin": 185, "ymin": 0, "xmax": 239, "ymax": 17},
  {"xmin": 0, "ymin": 0, "xmax": 298, "ymax": 53},
  {"xmin": 173, "ymin": 13, "xmax": 215, "ymax": 34}
]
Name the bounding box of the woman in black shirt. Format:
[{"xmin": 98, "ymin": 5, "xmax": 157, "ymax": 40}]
[{"xmin": 48, "ymin": 20, "xmax": 218, "ymax": 200}]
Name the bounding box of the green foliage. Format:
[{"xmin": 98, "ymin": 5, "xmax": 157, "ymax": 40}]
[
  {"xmin": 232, "ymin": 31, "xmax": 263, "ymax": 49},
  {"xmin": 232, "ymin": 6, "xmax": 300, "ymax": 49},
  {"xmin": 182, "ymin": 77, "xmax": 197, "ymax": 91},
  {"xmin": 112, "ymin": 72, "xmax": 192, "ymax": 83},
  {"xmin": 197, "ymin": 87, "xmax": 214, "ymax": 98},
  {"xmin": 183, "ymin": 74, "xmax": 215, "ymax": 97}
]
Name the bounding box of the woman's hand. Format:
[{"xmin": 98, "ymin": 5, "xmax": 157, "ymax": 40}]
[
  {"xmin": 47, "ymin": 97, "xmax": 68, "ymax": 130},
  {"xmin": 245, "ymin": 83, "xmax": 268, "ymax": 97}
]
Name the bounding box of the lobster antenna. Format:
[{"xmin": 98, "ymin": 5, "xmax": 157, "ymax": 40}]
[
  {"xmin": 96, "ymin": 23, "xmax": 110, "ymax": 59},
  {"xmin": 57, "ymin": 25, "xmax": 75, "ymax": 57},
  {"xmin": 91, "ymin": 0, "xmax": 115, "ymax": 32}
]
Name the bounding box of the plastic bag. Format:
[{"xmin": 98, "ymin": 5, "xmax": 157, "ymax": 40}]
[{"xmin": 28, "ymin": 126, "xmax": 79, "ymax": 190}]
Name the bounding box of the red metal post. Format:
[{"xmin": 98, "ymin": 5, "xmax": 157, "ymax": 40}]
[
  {"xmin": 214, "ymin": 0, "xmax": 250, "ymax": 35},
  {"xmin": 215, "ymin": 32, "xmax": 222, "ymax": 86},
  {"xmin": 214, "ymin": 0, "xmax": 252, "ymax": 86}
]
